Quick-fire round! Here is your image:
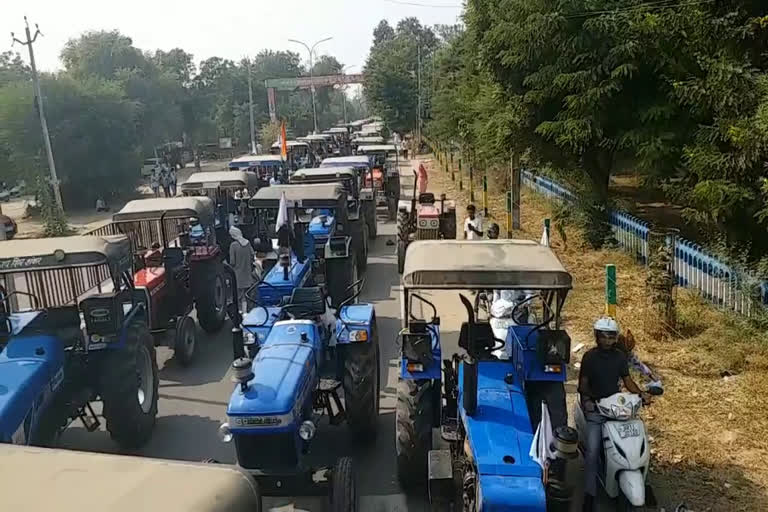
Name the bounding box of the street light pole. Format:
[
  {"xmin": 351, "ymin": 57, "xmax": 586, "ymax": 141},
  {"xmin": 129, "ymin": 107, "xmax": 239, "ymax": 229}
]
[
  {"xmin": 246, "ymin": 58, "xmax": 257, "ymax": 153},
  {"xmin": 417, "ymin": 44, "xmax": 422, "ymax": 149},
  {"xmin": 289, "ymin": 37, "xmax": 332, "ymax": 134},
  {"xmin": 340, "ymin": 65, "xmax": 357, "ymax": 125},
  {"xmin": 12, "ymin": 17, "xmax": 63, "ymax": 212}
]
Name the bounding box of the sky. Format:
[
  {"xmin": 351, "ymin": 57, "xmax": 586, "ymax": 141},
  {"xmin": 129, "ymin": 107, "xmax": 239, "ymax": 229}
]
[{"xmin": 2, "ymin": 0, "xmax": 463, "ymax": 73}]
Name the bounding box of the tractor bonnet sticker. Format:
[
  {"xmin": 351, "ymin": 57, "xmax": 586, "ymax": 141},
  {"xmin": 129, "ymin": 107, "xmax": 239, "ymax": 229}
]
[{"xmin": 0, "ymin": 257, "xmax": 44, "ymax": 270}]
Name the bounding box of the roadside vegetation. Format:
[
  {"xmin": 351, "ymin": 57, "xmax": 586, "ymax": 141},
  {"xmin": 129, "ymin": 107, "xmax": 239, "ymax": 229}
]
[{"xmin": 0, "ymin": 33, "xmax": 365, "ymax": 211}]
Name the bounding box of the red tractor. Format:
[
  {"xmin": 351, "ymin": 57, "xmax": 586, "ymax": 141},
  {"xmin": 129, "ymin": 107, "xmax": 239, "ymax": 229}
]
[
  {"xmin": 108, "ymin": 197, "xmax": 228, "ymax": 366},
  {"xmin": 396, "ymin": 173, "xmax": 457, "ymax": 273}
]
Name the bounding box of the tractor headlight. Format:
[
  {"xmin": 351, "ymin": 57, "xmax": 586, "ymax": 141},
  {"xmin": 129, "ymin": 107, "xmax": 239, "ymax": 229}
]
[
  {"xmin": 298, "ymin": 420, "xmax": 316, "ymax": 441},
  {"xmin": 349, "ymin": 330, "xmax": 368, "ymax": 342},
  {"xmin": 218, "ymin": 422, "xmax": 233, "ymax": 443}
]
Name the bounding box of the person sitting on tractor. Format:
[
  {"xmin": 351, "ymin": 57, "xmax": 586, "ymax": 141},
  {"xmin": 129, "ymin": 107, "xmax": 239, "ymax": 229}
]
[
  {"xmin": 463, "ymin": 204, "xmax": 483, "ymax": 240},
  {"xmin": 189, "ymin": 217, "xmax": 206, "ymax": 245},
  {"xmin": 579, "ymin": 317, "xmax": 649, "ymax": 512}
]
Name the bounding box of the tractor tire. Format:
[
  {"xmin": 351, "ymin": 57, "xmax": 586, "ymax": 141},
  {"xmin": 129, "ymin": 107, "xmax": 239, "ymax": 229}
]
[
  {"xmin": 525, "ymin": 380, "xmax": 567, "ymax": 430},
  {"xmin": 173, "ymin": 314, "xmax": 198, "ymax": 367},
  {"xmin": 397, "ymin": 240, "xmax": 407, "ymax": 274},
  {"xmin": 397, "ymin": 210, "xmax": 410, "ymax": 274},
  {"xmin": 387, "ymin": 196, "xmax": 398, "ymax": 221},
  {"xmin": 396, "ymin": 378, "xmax": 434, "ymax": 487},
  {"xmin": 355, "ymin": 223, "xmax": 369, "ymax": 273},
  {"xmin": 365, "ymin": 202, "xmax": 378, "ymax": 239},
  {"xmin": 99, "ymin": 321, "xmax": 159, "ymax": 449},
  {"xmin": 196, "ymin": 262, "xmax": 227, "ymax": 333},
  {"xmin": 441, "ymin": 212, "xmax": 457, "ymax": 240},
  {"xmin": 343, "ymin": 319, "xmax": 380, "ymax": 440},
  {"xmin": 329, "ymin": 457, "xmax": 358, "ymax": 512}
]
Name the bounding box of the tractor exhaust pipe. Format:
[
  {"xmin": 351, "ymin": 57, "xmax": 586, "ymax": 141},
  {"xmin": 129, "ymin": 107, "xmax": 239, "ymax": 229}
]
[{"xmin": 459, "ymin": 294, "xmax": 479, "ymax": 417}]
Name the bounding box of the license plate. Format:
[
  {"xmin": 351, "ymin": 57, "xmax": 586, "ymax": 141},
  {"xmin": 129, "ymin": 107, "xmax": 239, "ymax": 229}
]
[{"xmin": 617, "ymin": 423, "xmax": 640, "ymax": 439}]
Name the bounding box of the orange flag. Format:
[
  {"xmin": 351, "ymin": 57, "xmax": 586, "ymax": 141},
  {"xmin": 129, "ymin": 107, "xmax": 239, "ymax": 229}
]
[{"xmin": 280, "ymin": 121, "xmax": 288, "ymax": 160}]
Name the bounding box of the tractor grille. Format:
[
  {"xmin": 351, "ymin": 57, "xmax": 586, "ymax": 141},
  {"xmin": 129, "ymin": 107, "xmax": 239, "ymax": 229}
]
[
  {"xmin": 234, "ymin": 432, "xmax": 298, "ymax": 471},
  {"xmin": 417, "ymin": 228, "xmax": 440, "ymax": 240}
]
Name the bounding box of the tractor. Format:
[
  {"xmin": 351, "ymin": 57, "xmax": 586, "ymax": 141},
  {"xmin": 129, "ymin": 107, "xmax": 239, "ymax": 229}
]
[
  {"xmin": 108, "ymin": 197, "xmax": 229, "ymax": 365},
  {"xmin": 396, "ymin": 240, "xmax": 578, "ymax": 511},
  {"xmin": 396, "ymin": 176, "xmax": 457, "ymax": 273},
  {"xmin": 180, "ymin": 170, "xmax": 261, "ymax": 244},
  {"xmin": 320, "ymin": 155, "xmax": 378, "ymax": 227},
  {"xmin": 290, "ymin": 165, "xmax": 377, "ymax": 253},
  {"xmin": 228, "ymin": 154, "xmax": 289, "ymax": 186},
  {"xmin": 247, "ymin": 183, "xmax": 362, "ymax": 308},
  {"xmin": 219, "ymin": 274, "xmax": 379, "ymax": 512},
  {"xmin": 0, "ymin": 235, "xmax": 158, "ymax": 449},
  {"xmin": 358, "ymin": 144, "xmax": 401, "ymax": 220}
]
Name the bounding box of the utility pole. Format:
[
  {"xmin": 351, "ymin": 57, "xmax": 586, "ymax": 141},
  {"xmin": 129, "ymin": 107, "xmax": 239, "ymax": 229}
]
[
  {"xmin": 12, "ymin": 17, "xmax": 63, "ymax": 211},
  {"xmin": 247, "ymin": 59, "xmax": 257, "ymax": 153}
]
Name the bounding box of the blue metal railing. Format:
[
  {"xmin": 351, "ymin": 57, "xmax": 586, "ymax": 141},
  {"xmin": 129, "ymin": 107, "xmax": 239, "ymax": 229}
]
[{"xmin": 522, "ymin": 171, "xmax": 764, "ymax": 316}]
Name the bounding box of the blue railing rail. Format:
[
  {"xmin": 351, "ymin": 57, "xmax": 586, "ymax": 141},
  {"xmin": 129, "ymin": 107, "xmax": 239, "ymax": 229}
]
[{"xmin": 522, "ymin": 171, "xmax": 766, "ymax": 316}]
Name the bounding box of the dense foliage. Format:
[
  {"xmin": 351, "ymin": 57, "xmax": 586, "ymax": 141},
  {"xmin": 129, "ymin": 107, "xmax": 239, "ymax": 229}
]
[
  {"xmin": 0, "ymin": 31, "xmax": 364, "ymax": 209},
  {"xmin": 367, "ymin": 4, "xmax": 768, "ymax": 261}
]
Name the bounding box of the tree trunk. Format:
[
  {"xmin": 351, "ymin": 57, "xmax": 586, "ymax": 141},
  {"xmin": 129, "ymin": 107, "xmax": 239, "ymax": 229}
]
[{"xmin": 646, "ymin": 228, "xmax": 677, "ymax": 339}]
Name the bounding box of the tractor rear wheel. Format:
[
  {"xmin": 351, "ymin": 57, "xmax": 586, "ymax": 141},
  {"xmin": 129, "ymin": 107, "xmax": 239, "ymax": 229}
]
[
  {"xmin": 355, "ymin": 224, "xmax": 369, "ymax": 273},
  {"xmin": 397, "ymin": 210, "xmax": 410, "ymax": 274},
  {"xmin": 99, "ymin": 320, "xmax": 158, "ymax": 449},
  {"xmin": 387, "ymin": 196, "xmax": 398, "ymax": 221},
  {"xmin": 441, "ymin": 212, "xmax": 457, "ymax": 240},
  {"xmin": 329, "ymin": 457, "xmax": 358, "ymax": 512},
  {"xmin": 365, "ymin": 202, "xmax": 378, "ymax": 239},
  {"xmin": 327, "ymin": 256, "xmax": 357, "ymax": 308},
  {"xmin": 396, "ymin": 378, "xmax": 434, "ymax": 487},
  {"xmin": 196, "ymin": 262, "xmax": 226, "ymax": 333},
  {"xmin": 525, "ymin": 380, "xmax": 567, "ymax": 430},
  {"xmin": 343, "ymin": 319, "xmax": 380, "ymax": 440}
]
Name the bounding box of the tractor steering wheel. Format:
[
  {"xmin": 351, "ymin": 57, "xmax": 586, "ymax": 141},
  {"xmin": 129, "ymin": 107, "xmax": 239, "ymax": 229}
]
[{"xmin": 510, "ymin": 294, "xmax": 539, "ymax": 325}]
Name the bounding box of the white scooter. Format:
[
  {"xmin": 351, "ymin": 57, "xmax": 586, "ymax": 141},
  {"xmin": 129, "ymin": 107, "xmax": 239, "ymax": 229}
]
[{"xmin": 574, "ymin": 391, "xmax": 659, "ymax": 510}]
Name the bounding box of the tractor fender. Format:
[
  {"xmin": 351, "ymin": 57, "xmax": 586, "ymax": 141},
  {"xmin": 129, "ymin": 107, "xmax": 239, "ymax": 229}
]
[{"xmin": 335, "ymin": 303, "xmax": 375, "ymax": 344}]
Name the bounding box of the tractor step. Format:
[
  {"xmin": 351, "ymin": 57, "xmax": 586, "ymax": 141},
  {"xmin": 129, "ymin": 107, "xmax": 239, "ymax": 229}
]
[
  {"xmin": 78, "ymin": 403, "xmax": 101, "ymax": 432},
  {"xmin": 315, "ymin": 380, "xmax": 346, "ymax": 426},
  {"xmin": 441, "ymin": 416, "xmax": 460, "ymax": 442}
]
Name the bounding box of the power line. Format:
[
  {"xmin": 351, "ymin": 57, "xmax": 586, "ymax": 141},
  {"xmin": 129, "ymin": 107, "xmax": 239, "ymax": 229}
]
[
  {"xmin": 563, "ymin": 0, "xmax": 716, "ymax": 19},
  {"xmin": 382, "ymin": 0, "xmax": 461, "ymax": 8}
]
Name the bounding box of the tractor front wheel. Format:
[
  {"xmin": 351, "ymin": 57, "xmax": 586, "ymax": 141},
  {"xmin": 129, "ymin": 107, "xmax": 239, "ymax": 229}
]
[
  {"xmin": 99, "ymin": 321, "xmax": 159, "ymax": 449},
  {"xmin": 343, "ymin": 319, "xmax": 380, "ymax": 440},
  {"xmin": 329, "ymin": 457, "xmax": 358, "ymax": 512},
  {"xmin": 196, "ymin": 263, "xmax": 226, "ymax": 333},
  {"xmin": 173, "ymin": 314, "xmax": 198, "ymax": 367},
  {"xmin": 396, "ymin": 378, "xmax": 434, "ymax": 487}
]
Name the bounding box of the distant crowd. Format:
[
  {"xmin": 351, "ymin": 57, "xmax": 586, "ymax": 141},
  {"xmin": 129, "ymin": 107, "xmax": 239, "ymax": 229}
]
[{"xmin": 149, "ymin": 164, "xmax": 178, "ymax": 198}]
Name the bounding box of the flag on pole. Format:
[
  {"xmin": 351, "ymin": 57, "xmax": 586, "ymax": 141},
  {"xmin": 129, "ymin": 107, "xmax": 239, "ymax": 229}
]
[
  {"xmin": 276, "ymin": 191, "xmax": 289, "ymax": 231},
  {"xmin": 280, "ymin": 121, "xmax": 288, "ymax": 161},
  {"xmin": 529, "ymin": 401, "xmax": 555, "ymax": 469}
]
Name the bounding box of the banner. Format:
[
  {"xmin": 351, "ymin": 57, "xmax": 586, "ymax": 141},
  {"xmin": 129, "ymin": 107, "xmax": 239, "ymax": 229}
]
[
  {"xmin": 267, "ymin": 87, "xmax": 277, "ymax": 122},
  {"xmin": 280, "ymin": 121, "xmax": 288, "ymax": 161}
]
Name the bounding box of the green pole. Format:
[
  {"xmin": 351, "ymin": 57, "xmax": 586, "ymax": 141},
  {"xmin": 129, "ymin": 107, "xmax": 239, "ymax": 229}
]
[
  {"xmin": 506, "ymin": 191, "xmax": 512, "ymax": 237},
  {"xmin": 458, "ymin": 159, "xmax": 463, "ymax": 191},
  {"xmin": 605, "ymin": 264, "xmax": 617, "ymax": 318}
]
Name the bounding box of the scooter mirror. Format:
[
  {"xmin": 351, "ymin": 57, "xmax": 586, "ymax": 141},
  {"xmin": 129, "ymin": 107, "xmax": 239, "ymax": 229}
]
[{"xmin": 647, "ymin": 384, "xmax": 664, "ymax": 396}]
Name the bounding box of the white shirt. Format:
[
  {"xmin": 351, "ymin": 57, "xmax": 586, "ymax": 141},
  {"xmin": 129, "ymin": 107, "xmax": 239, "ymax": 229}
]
[{"xmin": 464, "ymin": 216, "xmax": 483, "ymax": 240}]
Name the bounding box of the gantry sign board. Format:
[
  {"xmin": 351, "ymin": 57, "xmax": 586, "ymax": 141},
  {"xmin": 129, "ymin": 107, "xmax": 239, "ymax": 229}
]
[{"xmin": 265, "ymin": 73, "xmax": 364, "ymax": 121}]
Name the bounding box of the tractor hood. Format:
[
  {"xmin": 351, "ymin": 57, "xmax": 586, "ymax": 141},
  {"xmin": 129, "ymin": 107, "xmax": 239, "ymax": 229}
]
[
  {"xmin": 227, "ymin": 321, "xmax": 320, "ymax": 430},
  {"xmin": 0, "ymin": 333, "xmax": 65, "ymax": 443}
]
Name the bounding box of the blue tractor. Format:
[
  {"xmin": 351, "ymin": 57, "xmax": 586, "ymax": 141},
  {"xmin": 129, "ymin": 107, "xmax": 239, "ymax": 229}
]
[
  {"xmin": 219, "ymin": 275, "xmax": 380, "ymax": 511},
  {"xmin": 396, "ymin": 240, "xmax": 578, "ymax": 511},
  {"xmin": 246, "ymin": 183, "xmax": 360, "ymax": 309},
  {"xmin": 0, "ymin": 235, "xmax": 158, "ymax": 449}
]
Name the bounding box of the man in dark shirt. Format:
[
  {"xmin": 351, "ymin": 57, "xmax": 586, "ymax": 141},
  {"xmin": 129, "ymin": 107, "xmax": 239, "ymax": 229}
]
[{"xmin": 578, "ymin": 317, "xmax": 648, "ymax": 512}]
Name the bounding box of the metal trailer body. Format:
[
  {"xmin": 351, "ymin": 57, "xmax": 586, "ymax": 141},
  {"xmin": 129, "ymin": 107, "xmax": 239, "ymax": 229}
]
[{"xmin": 396, "ymin": 240, "xmax": 575, "ymax": 511}]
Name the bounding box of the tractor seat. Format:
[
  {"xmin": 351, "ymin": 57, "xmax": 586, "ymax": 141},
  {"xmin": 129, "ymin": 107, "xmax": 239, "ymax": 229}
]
[
  {"xmin": 288, "ymin": 287, "xmax": 326, "ymax": 317},
  {"xmin": 418, "ymin": 193, "xmax": 435, "ymax": 205},
  {"xmin": 459, "ymin": 321, "xmax": 498, "ymax": 358}
]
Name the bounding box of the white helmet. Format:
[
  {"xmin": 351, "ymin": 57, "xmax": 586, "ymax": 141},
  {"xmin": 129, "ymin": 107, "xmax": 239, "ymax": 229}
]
[{"xmin": 593, "ymin": 316, "xmax": 619, "ymax": 334}]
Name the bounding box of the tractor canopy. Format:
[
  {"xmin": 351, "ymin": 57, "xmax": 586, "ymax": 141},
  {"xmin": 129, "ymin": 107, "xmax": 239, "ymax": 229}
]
[
  {"xmin": 248, "ymin": 183, "xmax": 346, "ymax": 211},
  {"xmin": 113, "ymin": 197, "xmax": 216, "ymax": 227},
  {"xmin": 180, "ymin": 171, "xmax": 259, "ymax": 193},
  {"xmin": 402, "ymin": 239, "xmax": 572, "ymax": 290},
  {"xmin": 320, "ymin": 155, "xmax": 370, "ymax": 168},
  {"xmin": 290, "ymin": 167, "xmax": 359, "ymax": 198},
  {"xmin": 357, "ymin": 144, "xmax": 398, "ymax": 155},
  {"xmin": 228, "ymin": 154, "xmax": 283, "ymax": 170},
  {"xmin": 0, "ymin": 445, "xmax": 262, "ymax": 512},
  {"xmin": 352, "ymin": 136, "xmax": 384, "ymax": 146},
  {"xmin": 0, "ymin": 235, "xmax": 131, "ymax": 274}
]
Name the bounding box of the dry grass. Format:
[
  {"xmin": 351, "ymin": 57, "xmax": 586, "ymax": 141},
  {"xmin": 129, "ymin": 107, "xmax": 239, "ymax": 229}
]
[{"xmin": 423, "ymin": 155, "xmax": 768, "ymax": 511}]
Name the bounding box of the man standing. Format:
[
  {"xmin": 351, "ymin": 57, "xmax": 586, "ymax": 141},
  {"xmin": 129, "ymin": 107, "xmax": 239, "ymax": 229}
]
[
  {"xmin": 229, "ymin": 226, "xmax": 255, "ymax": 313},
  {"xmin": 578, "ymin": 317, "xmax": 649, "ymax": 511},
  {"xmin": 463, "ymin": 204, "xmax": 483, "ymax": 240}
]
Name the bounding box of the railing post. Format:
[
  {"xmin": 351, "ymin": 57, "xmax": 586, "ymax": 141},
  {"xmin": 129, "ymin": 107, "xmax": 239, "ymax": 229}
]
[
  {"xmin": 506, "ymin": 191, "xmax": 512, "ymax": 238},
  {"xmin": 469, "ymin": 165, "xmax": 475, "ymax": 202},
  {"xmin": 458, "ymin": 159, "xmax": 463, "ymax": 191},
  {"xmin": 482, "ymin": 174, "xmax": 488, "ymax": 217}
]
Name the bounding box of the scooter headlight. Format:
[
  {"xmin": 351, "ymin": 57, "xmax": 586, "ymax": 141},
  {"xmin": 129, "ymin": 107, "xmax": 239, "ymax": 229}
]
[
  {"xmin": 218, "ymin": 422, "xmax": 233, "ymax": 443},
  {"xmin": 298, "ymin": 420, "xmax": 316, "ymax": 441},
  {"xmin": 610, "ymin": 404, "xmax": 632, "ymax": 420}
]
